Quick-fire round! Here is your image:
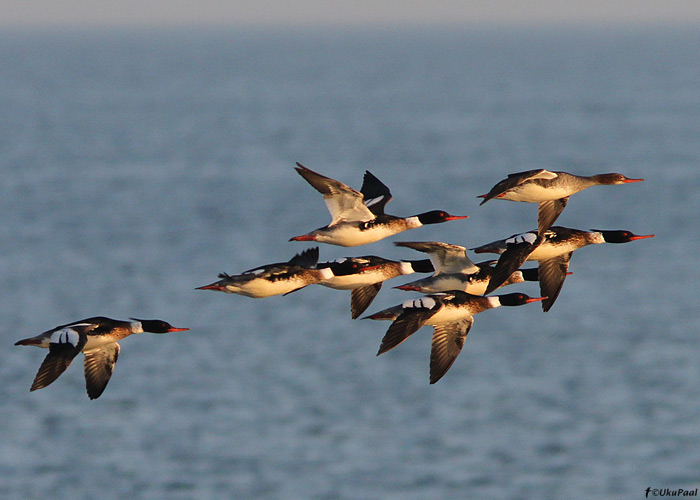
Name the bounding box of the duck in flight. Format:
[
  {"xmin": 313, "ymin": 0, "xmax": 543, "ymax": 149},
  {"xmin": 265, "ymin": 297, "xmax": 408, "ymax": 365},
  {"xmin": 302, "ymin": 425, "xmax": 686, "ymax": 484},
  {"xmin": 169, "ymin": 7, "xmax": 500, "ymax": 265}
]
[
  {"xmin": 316, "ymin": 256, "xmax": 434, "ymax": 319},
  {"xmin": 392, "ymin": 240, "xmax": 542, "ymax": 295},
  {"xmin": 196, "ymin": 247, "xmax": 331, "ymax": 298},
  {"xmin": 365, "ymin": 291, "xmax": 545, "ymax": 383},
  {"xmin": 472, "ymin": 227, "xmax": 655, "ymax": 311},
  {"xmin": 478, "ymin": 169, "xmax": 643, "ymax": 233},
  {"xmin": 15, "ymin": 317, "xmax": 188, "ymax": 399},
  {"xmin": 289, "ymin": 163, "xmax": 468, "ymax": 247}
]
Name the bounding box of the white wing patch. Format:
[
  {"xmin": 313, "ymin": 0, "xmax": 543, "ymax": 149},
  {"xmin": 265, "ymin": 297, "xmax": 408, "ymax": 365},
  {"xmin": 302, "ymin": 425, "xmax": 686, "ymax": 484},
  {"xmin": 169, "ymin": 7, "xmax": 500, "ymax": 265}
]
[
  {"xmin": 506, "ymin": 232, "xmax": 538, "ymax": 245},
  {"xmin": 403, "ymin": 296, "xmax": 436, "ymax": 310},
  {"xmin": 50, "ymin": 328, "xmax": 81, "ymax": 347},
  {"xmin": 533, "ymin": 170, "xmax": 559, "ymax": 180},
  {"xmin": 364, "ymin": 196, "xmax": 383, "ymax": 207}
]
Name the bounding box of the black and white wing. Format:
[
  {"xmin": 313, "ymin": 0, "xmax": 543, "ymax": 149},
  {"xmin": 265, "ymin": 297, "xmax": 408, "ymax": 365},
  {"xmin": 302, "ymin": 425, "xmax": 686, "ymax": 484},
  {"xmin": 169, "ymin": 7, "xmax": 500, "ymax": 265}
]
[
  {"xmin": 30, "ymin": 327, "xmax": 88, "ymax": 392},
  {"xmin": 360, "ymin": 170, "xmax": 392, "ymax": 216},
  {"xmin": 484, "ymin": 231, "xmax": 542, "ymax": 295},
  {"xmin": 377, "ymin": 296, "xmax": 442, "ymax": 355}
]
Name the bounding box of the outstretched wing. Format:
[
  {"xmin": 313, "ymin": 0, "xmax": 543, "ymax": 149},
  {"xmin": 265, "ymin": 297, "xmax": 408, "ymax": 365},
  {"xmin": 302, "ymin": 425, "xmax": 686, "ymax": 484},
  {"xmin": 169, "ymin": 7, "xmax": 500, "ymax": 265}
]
[
  {"xmin": 395, "ymin": 241, "xmax": 478, "ymax": 275},
  {"xmin": 377, "ymin": 307, "xmax": 435, "ymax": 355},
  {"xmin": 479, "ymin": 169, "xmax": 556, "ymax": 204},
  {"xmin": 360, "ymin": 170, "xmax": 392, "ymax": 216},
  {"xmin": 362, "ymin": 304, "xmax": 403, "ymax": 321},
  {"xmin": 83, "ymin": 343, "xmax": 121, "ymax": 400},
  {"xmin": 537, "ymin": 197, "xmax": 569, "ymax": 233},
  {"xmin": 485, "ymin": 232, "xmax": 542, "ymax": 295},
  {"xmin": 29, "ymin": 328, "xmax": 88, "ymax": 392},
  {"xmin": 429, "ymin": 317, "xmax": 474, "ymax": 384},
  {"xmin": 295, "ymin": 163, "xmax": 375, "ymax": 224},
  {"xmin": 537, "ymin": 253, "xmax": 572, "ymax": 312},
  {"xmin": 350, "ymin": 283, "xmax": 383, "ymax": 319}
]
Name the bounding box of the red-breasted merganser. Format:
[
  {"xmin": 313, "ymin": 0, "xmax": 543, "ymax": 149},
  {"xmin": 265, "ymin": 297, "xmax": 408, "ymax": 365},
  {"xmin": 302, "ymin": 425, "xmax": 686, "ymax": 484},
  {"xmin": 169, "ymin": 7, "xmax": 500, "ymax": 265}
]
[
  {"xmin": 316, "ymin": 256, "xmax": 433, "ymax": 318},
  {"xmin": 392, "ymin": 240, "xmax": 541, "ymax": 295},
  {"xmin": 365, "ymin": 291, "xmax": 545, "ymax": 383},
  {"xmin": 15, "ymin": 317, "xmax": 188, "ymax": 399},
  {"xmin": 472, "ymin": 227, "xmax": 655, "ymax": 311},
  {"xmin": 289, "ymin": 163, "xmax": 468, "ymax": 247},
  {"xmin": 477, "ymin": 169, "xmax": 643, "ymax": 233},
  {"xmin": 196, "ymin": 247, "xmax": 331, "ymax": 298}
]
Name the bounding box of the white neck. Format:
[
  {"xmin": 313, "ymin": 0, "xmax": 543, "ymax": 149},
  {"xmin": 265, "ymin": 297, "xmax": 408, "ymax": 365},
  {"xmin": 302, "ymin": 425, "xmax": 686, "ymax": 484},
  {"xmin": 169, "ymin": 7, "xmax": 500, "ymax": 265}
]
[
  {"xmin": 404, "ymin": 216, "xmax": 422, "ymax": 228},
  {"xmin": 590, "ymin": 232, "xmax": 606, "ymax": 244},
  {"xmin": 400, "ymin": 261, "xmax": 416, "ymax": 275}
]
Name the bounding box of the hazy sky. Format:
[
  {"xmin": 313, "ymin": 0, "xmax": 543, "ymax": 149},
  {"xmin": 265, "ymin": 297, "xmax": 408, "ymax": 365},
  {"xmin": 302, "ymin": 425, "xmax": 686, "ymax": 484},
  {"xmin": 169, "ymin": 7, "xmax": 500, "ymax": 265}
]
[{"xmin": 2, "ymin": 0, "xmax": 700, "ymax": 27}]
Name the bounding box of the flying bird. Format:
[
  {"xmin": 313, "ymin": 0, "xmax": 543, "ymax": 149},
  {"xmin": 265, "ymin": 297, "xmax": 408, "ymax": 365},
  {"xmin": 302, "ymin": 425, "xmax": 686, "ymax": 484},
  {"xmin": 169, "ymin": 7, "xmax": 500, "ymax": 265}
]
[
  {"xmin": 289, "ymin": 163, "xmax": 468, "ymax": 246},
  {"xmin": 365, "ymin": 291, "xmax": 545, "ymax": 383},
  {"xmin": 472, "ymin": 227, "xmax": 655, "ymax": 311},
  {"xmin": 196, "ymin": 247, "xmax": 330, "ymax": 298},
  {"xmin": 15, "ymin": 317, "xmax": 188, "ymax": 399},
  {"xmin": 478, "ymin": 169, "xmax": 643, "ymax": 233},
  {"xmin": 316, "ymin": 256, "xmax": 433, "ymax": 318},
  {"xmin": 393, "ymin": 240, "xmax": 542, "ymax": 295}
]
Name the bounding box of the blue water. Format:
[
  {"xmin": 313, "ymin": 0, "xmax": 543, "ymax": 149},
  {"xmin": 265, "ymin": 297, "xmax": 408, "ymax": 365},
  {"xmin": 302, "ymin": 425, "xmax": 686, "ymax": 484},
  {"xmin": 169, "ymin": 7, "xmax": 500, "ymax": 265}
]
[{"xmin": 0, "ymin": 26, "xmax": 699, "ymax": 499}]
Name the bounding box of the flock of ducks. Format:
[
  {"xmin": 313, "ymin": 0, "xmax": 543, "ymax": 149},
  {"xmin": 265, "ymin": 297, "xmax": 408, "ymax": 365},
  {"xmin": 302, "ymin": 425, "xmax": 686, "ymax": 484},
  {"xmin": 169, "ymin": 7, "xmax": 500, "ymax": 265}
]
[{"xmin": 16, "ymin": 163, "xmax": 653, "ymax": 397}]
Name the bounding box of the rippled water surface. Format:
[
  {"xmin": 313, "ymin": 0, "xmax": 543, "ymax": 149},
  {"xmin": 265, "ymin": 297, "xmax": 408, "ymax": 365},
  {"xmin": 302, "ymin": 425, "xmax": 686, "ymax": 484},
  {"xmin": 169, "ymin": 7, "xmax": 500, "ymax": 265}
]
[{"xmin": 0, "ymin": 26, "xmax": 698, "ymax": 500}]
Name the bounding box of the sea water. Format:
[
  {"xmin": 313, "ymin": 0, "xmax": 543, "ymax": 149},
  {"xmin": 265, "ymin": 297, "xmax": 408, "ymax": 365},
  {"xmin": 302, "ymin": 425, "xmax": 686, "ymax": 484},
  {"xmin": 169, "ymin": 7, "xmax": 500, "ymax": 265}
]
[{"xmin": 0, "ymin": 26, "xmax": 698, "ymax": 500}]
